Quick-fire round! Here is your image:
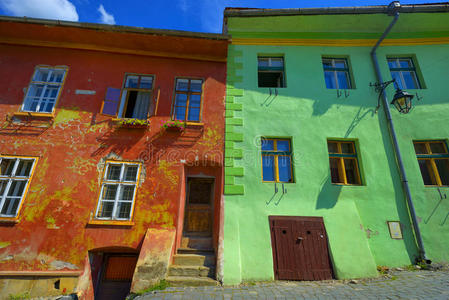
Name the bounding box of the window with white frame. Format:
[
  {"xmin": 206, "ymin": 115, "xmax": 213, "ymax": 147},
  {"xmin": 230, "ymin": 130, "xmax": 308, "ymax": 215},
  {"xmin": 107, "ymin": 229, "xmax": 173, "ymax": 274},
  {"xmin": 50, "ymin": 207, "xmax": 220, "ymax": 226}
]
[
  {"xmin": 95, "ymin": 162, "xmax": 141, "ymax": 220},
  {"xmin": 387, "ymin": 57, "xmax": 422, "ymax": 89},
  {"xmin": 22, "ymin": 67, "xmax": 67, "ymax": 113},
  {"xmin": 0, "ymin": 156, "xmax": 37, "ymax": 218},
  {"xmin": 322, "ymin": 58, "xmax": 352, "ymax": 89}
]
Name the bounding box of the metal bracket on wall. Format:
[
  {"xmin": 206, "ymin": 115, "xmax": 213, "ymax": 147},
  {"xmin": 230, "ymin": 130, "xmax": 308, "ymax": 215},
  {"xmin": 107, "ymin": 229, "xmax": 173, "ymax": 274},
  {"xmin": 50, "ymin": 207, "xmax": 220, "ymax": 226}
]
[
  {"xmin": 415, "ymin": 92, "xmax": 423, "ymax": 102},
  {"xmin": 344, "ymin": 90, "xmax": 350, "ymax": 98},
  {"xmin": 336, "ymin": 89, "xmax": 342, "ymax": 98}
]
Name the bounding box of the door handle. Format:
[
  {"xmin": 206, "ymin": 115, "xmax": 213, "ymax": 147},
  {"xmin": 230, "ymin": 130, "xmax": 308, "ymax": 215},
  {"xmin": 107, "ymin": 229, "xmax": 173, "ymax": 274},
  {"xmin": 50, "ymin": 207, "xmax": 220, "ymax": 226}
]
[{"xmin": 296, "ymin": 237, "xmax": 303, "ymax": 243}]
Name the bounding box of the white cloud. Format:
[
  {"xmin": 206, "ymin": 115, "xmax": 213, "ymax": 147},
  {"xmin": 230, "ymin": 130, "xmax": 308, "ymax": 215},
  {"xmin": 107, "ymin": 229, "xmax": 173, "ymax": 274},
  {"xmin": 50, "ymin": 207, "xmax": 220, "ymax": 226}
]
[
  {"xmin": 97, "ymin": 4, "xmax": 115, "ymax": 25},
  {"xmin": 0, "ymin": 0, "xmax": 79, "ymax": 21}
]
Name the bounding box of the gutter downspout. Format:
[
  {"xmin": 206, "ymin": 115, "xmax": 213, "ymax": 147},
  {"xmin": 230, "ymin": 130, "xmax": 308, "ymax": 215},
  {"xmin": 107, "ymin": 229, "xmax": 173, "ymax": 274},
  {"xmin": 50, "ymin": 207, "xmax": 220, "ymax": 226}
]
[{"xmin": 370, "ymin": 9, "xmax": 430, "ymax": 264}]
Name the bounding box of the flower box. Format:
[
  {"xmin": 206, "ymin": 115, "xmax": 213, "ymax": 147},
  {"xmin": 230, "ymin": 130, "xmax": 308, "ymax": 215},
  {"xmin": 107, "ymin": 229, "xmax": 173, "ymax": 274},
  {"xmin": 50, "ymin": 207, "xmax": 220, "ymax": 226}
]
[
  {"xmin": 115, "ymin": 118, "xmax": 149, "ymax": 128},
  {"xmin": 161, "ymin": 120, "xmax": 185, "ymax": 132}
]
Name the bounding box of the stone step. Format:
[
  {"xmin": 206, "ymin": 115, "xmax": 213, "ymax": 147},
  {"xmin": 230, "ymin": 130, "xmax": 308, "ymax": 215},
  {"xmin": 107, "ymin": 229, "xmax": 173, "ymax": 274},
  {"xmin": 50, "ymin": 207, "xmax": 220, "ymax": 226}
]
[
  {"xmin": 168, "ymin": 265, "xmax": 215, "ymax": 277},
  {"xmin": 166, "ymin": 276, "xmax": 219, "ymax": 287},
  {"xmin": 181, "ymin": 236, "xmax": 213, "ymax": 250},
  {"xmin": 173, "ymin": 253, "xmax": 216, "ymax": 267}
]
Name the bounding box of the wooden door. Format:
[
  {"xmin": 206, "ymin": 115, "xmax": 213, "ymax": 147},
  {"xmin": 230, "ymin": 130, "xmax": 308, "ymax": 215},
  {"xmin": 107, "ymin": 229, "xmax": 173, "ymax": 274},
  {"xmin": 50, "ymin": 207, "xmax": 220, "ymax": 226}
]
[
  {"xmin": 96, "ymin": 254, "xmax": 138, "ymax": 300},
  {"xmin": 183, "ymin": 178, "xmax": 214, "ymax": 237},
  {"xmin": 269, "ymin": 216, "xmax": 333, "ymax": 281}
]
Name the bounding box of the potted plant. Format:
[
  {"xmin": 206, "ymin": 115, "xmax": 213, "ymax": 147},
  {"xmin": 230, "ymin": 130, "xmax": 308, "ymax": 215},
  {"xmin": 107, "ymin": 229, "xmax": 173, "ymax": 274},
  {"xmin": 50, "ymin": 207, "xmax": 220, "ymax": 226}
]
[
  {"xmin": 116, "ymin": 118, "xmax": 149, "ymax": 128},
  {"xmin": 161, "ymin": 120, "xmax": 185, "ymax": 132}
]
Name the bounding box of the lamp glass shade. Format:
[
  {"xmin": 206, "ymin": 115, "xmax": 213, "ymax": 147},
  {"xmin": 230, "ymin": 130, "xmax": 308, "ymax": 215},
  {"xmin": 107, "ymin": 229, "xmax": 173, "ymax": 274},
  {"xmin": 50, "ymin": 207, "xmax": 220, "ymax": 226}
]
[{"xmin": 391, "ymin": 89, "xmax": 414, "ymax": 114}]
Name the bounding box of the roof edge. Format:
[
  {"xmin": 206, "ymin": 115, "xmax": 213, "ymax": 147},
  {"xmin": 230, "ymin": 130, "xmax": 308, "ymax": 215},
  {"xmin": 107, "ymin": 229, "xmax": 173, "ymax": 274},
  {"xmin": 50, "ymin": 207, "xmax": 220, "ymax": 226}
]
[
  {"xmin": 224, "ymin": 3, "xmax": 449, "ymax": 17},
  {"xmin": 0, "ymin": 15, "xmax": 229, "ymax": 41}
]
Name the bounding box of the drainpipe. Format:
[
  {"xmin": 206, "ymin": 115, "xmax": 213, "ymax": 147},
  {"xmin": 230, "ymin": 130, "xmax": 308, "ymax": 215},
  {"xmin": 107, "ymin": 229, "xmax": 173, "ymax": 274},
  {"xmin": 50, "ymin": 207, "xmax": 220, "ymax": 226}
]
[{"xmin": 370, "ymin": 1, "xmax": 430, "ymax": 264}]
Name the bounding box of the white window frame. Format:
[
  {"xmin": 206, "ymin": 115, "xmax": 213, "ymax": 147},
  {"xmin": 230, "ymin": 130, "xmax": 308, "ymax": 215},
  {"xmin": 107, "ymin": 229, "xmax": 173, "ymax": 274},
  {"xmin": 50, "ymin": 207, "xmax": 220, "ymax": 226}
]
[
  {"xmin": 0, "ymin": 156, "xmax": 37, "ymax": 218},
  {"xmin": 95, "ymin": 161, "xmax": 141, "ymax": 221},
  {"xmin": 22, "ymin": 66, "xmax": 67, "ymax": 114},
  {"xmin": 387, "ymin": 57, "xmax": 421, "ymax": 89}
]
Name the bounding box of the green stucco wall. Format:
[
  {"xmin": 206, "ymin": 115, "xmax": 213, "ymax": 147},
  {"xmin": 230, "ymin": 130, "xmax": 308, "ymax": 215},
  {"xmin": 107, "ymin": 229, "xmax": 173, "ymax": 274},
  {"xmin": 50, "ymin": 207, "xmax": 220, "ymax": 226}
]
[{"xmin": 223, "ymin": 13, "xmax": 449, "ymax": 285}]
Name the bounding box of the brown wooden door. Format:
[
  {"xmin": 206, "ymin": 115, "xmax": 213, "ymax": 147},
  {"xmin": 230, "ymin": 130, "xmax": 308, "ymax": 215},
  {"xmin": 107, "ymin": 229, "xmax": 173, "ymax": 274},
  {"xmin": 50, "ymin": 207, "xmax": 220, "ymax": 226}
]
[
  {"xmin": 269, "ymin": 216, "xmax": 333, "ymax": 281},
  {"xmin": 183, "ymin": 178, "xmax": 214, "ymax": 237},
  {"xmin": 96, "ymin": 255, "xmax": 137, "ymax": 300}
]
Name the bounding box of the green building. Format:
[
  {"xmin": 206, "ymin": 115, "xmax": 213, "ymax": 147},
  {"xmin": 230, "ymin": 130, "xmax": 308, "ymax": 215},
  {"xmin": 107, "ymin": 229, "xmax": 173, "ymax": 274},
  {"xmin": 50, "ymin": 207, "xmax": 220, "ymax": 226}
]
[{"xmin": 222, "ymin": 2, "xmax": 449, "ymax": 285}]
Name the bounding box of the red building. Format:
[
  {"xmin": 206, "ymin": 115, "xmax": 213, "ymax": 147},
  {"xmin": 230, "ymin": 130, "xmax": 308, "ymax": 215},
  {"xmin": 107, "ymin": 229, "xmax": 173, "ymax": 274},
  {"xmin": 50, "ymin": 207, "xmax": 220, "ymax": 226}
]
[{"xmin": 0, "ymin": 16, "xmax": 228, "ymax": 299}]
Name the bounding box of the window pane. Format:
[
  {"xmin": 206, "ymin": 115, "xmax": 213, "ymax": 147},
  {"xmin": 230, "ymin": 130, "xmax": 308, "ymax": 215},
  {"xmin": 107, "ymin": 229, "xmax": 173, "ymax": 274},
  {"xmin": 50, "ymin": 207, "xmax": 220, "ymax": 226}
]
[
  {"xmin": 102, "ymin": 185, "xmax": 118, "ymax": 200},
  {"xmin": 322, "ymin": 59, "xmax": 332, "ymax": 69},
  {"xmin": 435, "ymin": 159, "xmax": 449, "ymax": 185},
  {"xmin": 262, "ymin": 156, "xmax": 275, "ymax": 181},
  {"xmin": 399, "ymin": 59, "xmax": 412, "ymax": 68},
  {"xmin": 278, "ymin": 156, "xmax": 292, "ymax": 182},
  {"xmin": 418, "ymin": 160, "xmax": 435, "ymax": 185},
  {"xmin": 33, "ymin": 68, "xmax": 50, "ymax": 82},
  {"xmin": 430, "ymin": 142, "xmax": 447, "ymax": 154},
  {"xmin": 7, "ymin": 180, "xmax": 26, "ymax": 197},
  {"xmin": 327, "ymin": 142, "xmax": 338, "ymax": 154},
  {"xmin": 48, "ymin": 70, "xmax": 65, "ymax": 83},
  {"xmin": 176, "ymin": 79, "xmax": 189, "ymax": 91},
  {"xmin": 388, "ymin": 59, "xmax": 399, "ymax": 68},
  {"xmin": 119, "ymin": 185, "xmax": 135, "ymax": 201},
  {"xmin": 324, "ymin": 71, "xmax": 336, "ymax": 89},
  {"xmin": 106, "ymin": 165, "xmax": 122, "ymax": 181},
  {"xmin": 124, "ymin": 165, "xmax": 138, "ymax": 182},
  {"xmin": 15, "ymin": 160, "xmax": 33, "ymax": 177},
  {"xmin": 334, "ymin": 59, "xmax": 347, "ymax": 68},
  {"xmin": 98, "ymin": 202, "xmax": 114, "ymax": 218},
  {"xmin": 390, "ymin": 71, "xmax": 403, "ymax": 89},
  {"xmin": 41, "ymin": 100, "xmax": 56, "ymax": 113},
  {"xmin": 0, "ymin": 159, "xmax": 16, "ymax": 176},
  {"xmin": 270, "ymin": 58, "xmax": 284, "ymax": 68},
  {"xmin": 414, "ymin": 143, "xmax": 428, "ymax": 154},
  {"xmin": 261, "ymin": 139, "xmax": 274, "ymax": 151},
  {"xmin": 189, "ymin": 94, "xmax": 201, "ymax": 107},
  {"xmin": 402, "ymin": 71, "xmax": 419, "ymax": 89},
  {"xmin": 125, "ymin": 75, "xmax": 139, "ymax": 88},
  {"xmin": 187, "ymin": 107, "xmax": 200, "ymax": 121},
  {"xmin": 341, "ymin": 142, "xmax": 355, "ymax": 154},
  {"xmin": 344, "ymin": 159, "xmax": 359, "ymax": 184},
  {"xmin": 337, "ymin": 71, "xmax": 350, "ymax": 89},
  {"xmin": 276, "ymin": 140, "xmax": 290, "ymax": 152},
  {"xmin": 139, "ymin": 76, "xmax": 153, "ymax": 89},
  {"xmin": 190, "ymin": 80, "xmax": 202, "ymax": 92},
  {"xmin": 0, "ymin": 180, "xmax": 7, "ymax": 195},
  {"xmin": 329, "ymin": 158, "xmax": 343, "ymax": 183},
  {"xmin": 258, "ymin": 71, "xmax": 283, "ymax": 88},
  {"xmin": 258, "ymin": 58, "xmax": 269, "ymax": 67},
  {"xmin": 175, "ymin": 106, "xmax": 186, "ymax": 120},
  {"xmin": 1, "ymin": 198, "xmax": 20, "ymax": 216},
  {"xmin": 175, "ymin": 93, "xmax": 187, "ymax": 107},
  {"xmin": 116, "ymin": 202, "xmax": 132, "ymax": 219}
]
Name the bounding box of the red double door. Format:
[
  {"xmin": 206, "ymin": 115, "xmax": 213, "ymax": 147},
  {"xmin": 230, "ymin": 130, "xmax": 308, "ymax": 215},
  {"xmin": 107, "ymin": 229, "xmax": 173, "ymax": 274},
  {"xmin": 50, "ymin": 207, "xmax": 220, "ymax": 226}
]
[{"xmin": 269, "ymin": 216, "xmax": 333, "ymax": 281}]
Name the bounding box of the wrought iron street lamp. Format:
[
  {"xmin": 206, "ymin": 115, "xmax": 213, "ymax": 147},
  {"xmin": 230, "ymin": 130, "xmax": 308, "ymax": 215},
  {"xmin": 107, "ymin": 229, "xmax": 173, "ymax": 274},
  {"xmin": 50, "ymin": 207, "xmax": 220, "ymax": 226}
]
[{"xmin": 370, "ymin": 79, "xmax": 414, "ymax": 114}]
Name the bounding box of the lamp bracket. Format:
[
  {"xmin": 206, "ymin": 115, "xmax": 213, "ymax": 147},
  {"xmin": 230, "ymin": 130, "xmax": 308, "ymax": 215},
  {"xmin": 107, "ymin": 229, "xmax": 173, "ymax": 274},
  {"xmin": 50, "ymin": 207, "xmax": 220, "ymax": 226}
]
[{"xmin": 370, "ymin": 79, "xmax": 396, "ymax": 112}]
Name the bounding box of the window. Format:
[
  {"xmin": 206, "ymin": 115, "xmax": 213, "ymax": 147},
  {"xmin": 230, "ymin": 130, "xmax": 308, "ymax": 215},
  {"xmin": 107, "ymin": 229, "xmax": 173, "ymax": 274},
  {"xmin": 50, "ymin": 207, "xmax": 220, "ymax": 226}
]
[
  {"xmin": 413, "ymin": 141, "xmax": 449, "ymax": 186},
  {"xmin": 322, "ymin": 58, "xmax": 352, "ymax": 89},
  {"xmin": 173, "ymin": 78, "xmax": 203, "ymax": 122},
  {"xmin": 95, "ymin": 162, "xmax": 141, "ymax": 220},
  {"xmin": 0, "ymin": 156, "xmax": 37, "ymax": 218},
  {"xmin": 261, "ymin": 138, "xmax": 293, "ymax": 183},
  {"xmin": 22, "ymin": 66, "xmax": 67, "ymax": 113},
  {"xmin": 387, "ymin": 57, "xmax": 421, "ymax": 89},
  {"xmin": 327, "ymin": 141, "xmax": 361, "ymax": 185},
  {"xmin": 101, "ymin": 74, "xmax": 154, "ymax": 119},
  {"xmin": 258, "ymin": 57, "xmax": 285, "ymax": 88}
]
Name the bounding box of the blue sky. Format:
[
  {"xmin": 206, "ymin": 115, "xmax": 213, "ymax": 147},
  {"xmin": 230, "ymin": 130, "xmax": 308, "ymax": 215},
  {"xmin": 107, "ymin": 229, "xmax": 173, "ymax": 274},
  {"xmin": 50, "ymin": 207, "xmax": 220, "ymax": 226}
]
[{"xmin": 0, "ymin": 0, "xmax": 430, "ymax": 33}]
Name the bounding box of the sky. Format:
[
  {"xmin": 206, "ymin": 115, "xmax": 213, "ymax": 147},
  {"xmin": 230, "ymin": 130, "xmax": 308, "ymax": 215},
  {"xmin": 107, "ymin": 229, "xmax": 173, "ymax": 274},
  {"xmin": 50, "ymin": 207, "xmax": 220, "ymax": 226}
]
[{"xmin": 0, "ymin": 0, "xmax": 432, "ymax": 33}]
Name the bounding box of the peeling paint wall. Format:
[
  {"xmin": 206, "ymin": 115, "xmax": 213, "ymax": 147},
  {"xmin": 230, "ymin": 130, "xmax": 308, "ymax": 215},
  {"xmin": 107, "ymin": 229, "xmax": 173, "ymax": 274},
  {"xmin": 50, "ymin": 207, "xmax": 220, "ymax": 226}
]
[{"xmin": 0, "ymin": 23, "xmax": 226, "ymax": 298}]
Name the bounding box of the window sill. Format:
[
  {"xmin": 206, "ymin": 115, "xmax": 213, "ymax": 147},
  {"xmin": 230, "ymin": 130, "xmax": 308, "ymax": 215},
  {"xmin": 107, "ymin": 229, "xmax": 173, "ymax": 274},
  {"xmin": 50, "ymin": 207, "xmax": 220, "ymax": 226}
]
[
  {"xmin": 13, "ymin": 112, "xmax": 54, "ymax": 118},
  {"xmin": 331, "ymin": 183, "xmax": 363, "ymax": 186},
  {"xmin": 0, "ymin": 217, "xmax": 19, "ymax": 224},
  {"xmin": 87, "ymin": 219, "xmax": 134, "ymax": 226}
]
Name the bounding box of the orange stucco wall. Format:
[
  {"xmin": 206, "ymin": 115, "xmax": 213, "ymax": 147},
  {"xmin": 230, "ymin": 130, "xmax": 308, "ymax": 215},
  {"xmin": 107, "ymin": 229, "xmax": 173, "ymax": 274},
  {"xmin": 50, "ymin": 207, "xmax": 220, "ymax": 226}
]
[{"xmin": 0, "ymin": 23, "xmax": 226, "ymax": 296}]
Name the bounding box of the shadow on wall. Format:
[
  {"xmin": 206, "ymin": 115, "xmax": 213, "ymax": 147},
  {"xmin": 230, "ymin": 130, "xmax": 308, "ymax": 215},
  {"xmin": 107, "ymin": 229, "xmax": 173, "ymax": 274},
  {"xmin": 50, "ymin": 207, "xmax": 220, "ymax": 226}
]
[
  {"xmin": 266, "ymin": 182, "xmax": 289, "ymax": 206},
  {"xmin": 316, "ymin": 175, "xmax": 342, "ymax": 210},
  {"xmin": 345, "ymin": 107, "xmax": 375, "ymax": 138},
  {"xmin": 378, "ymin": 114, "xmax": 419, "ymax": 263}
]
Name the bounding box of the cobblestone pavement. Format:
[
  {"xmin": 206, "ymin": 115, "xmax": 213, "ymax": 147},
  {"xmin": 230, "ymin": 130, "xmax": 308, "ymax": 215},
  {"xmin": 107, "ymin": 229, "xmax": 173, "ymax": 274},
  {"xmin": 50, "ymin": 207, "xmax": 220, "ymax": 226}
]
[{"xmin": 137, "ymin": 270, "xmax": 449, "ymax": 300}]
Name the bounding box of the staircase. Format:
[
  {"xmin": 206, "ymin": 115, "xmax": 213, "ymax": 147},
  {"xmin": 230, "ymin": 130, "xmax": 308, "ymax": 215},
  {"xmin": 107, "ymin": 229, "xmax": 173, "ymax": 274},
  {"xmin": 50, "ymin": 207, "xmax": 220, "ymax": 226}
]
[{"xmin": 166, "ymin": 237, "xmax": 218, "ymax": 286}]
